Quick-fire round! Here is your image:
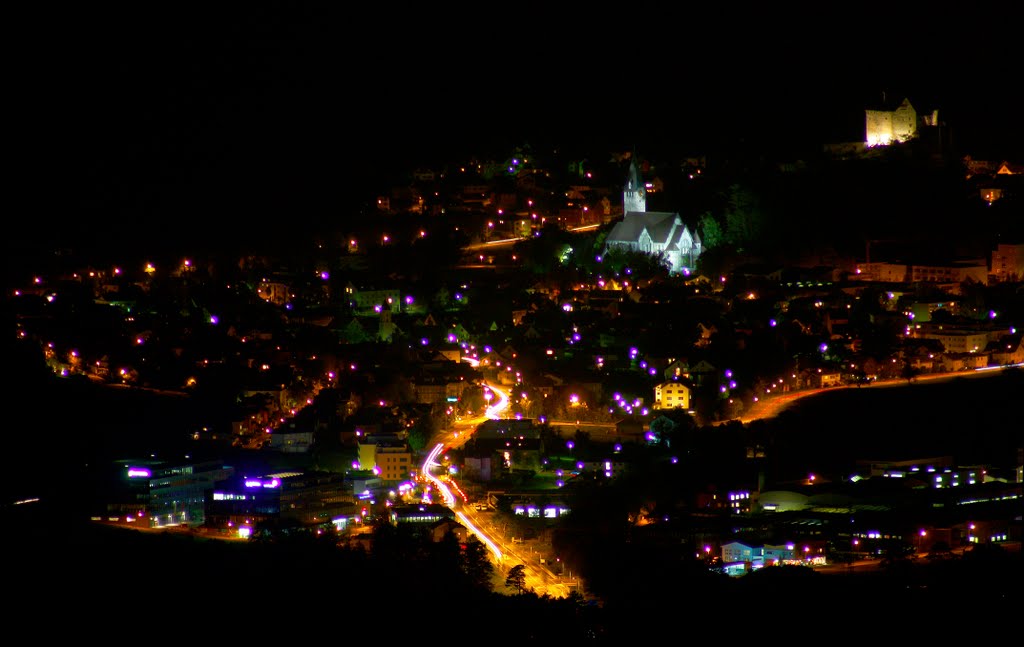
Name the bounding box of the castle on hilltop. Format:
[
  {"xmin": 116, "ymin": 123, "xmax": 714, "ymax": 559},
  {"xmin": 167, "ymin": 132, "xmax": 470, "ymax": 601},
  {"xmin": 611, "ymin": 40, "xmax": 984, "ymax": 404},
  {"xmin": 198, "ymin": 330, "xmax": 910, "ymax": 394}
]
[
  {"xmin": 866, "ymin": 96, "xmax": 917, "ymax": 147},
  {"xmin": 824, "ymin": 93, "xmax": 949, "ymax": 160}
]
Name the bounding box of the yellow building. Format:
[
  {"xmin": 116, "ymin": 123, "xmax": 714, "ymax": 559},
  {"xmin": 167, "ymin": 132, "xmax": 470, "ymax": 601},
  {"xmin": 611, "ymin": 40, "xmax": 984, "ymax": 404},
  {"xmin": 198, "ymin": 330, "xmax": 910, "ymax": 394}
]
[
  {"xmin": 355, "ymin": 438, "xmax": 414, "ymax": 485},
  {"xmin": 654, "ymin": 381, "xmax": 691, "ymax": 410}
]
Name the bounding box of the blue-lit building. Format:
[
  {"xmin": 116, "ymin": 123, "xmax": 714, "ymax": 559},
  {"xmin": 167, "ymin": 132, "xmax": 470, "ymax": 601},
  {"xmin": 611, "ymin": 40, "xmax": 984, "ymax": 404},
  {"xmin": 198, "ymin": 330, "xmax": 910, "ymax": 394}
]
[
  {"xmin": 205, "ymin": 470, "xmax": 358, "ymax": 535},
  {"xmin": 102, "ymin": 458, "xmax": 235, "ymax": 528}
]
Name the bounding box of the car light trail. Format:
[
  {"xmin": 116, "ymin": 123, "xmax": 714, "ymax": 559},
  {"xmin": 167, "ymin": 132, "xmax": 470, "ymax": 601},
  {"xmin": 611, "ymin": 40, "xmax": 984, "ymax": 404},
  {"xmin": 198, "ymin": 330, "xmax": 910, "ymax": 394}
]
[
  {"xmin": 422, "ymin": 443, "xmax": 455, "ymax": 507},
  {"xmin": 485, "ymin": 384, "xmax": 509, "ymax": 418},
  {"xmin": 421, "ymin": 442, "xmax": 503, "ymax": 561},
  {"xmin": 455, "ymin": 510, "xmax": 503, "ymax": 561}
]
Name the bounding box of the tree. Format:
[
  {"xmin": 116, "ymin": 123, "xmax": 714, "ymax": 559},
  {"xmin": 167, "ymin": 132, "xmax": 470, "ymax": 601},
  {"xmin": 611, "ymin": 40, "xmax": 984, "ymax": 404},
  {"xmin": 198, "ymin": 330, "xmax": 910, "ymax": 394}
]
[
  {"xmin": 406, "ymin": 414, "xmax": 434, "ymax": 453},
  {"xmin": 461, "ymin": 537, "xmax": 496, "ymax": 591},
  {"xmin": 573, "ymin": 428, "xmax": 591, "ymax": 450},
  {"xmin": 433, "ymin": 286, "xmax": 452, "ymax": 311},
  {"xmin": 505, "ymin": 563, "xmax": 527, "ymax": 594},
  {"xmin": 901, "ymin": 361, "xmax": 920, "ymax": 383},
  {"xmin": 600, "ymin": 246, "xmax": 670, "ymax": 281},
  {"xmin": 647, "ymin": 415, "xmax": 676, "ymax": 443},
  {"xmin": 723, "ymin": 183, "xmax": 765, "ymax": 250},
  {"xmin": 431, "ymin": 530, "xmax": 464, "ymax": 590},
  {"xmin": 698, "ymin": 212, "xmax": 725, "ymax": 249},
  {"xmin": 516, "ymin": 223, "xmax": 573, "ymax": 275}
]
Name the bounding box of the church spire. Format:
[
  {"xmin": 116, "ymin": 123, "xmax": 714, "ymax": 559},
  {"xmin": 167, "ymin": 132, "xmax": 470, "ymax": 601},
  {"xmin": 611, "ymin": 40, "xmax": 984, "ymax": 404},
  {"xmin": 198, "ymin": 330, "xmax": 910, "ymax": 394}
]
[{"xmin": 623, "ymin": 152, "xmax": 646, "ymax": 214}]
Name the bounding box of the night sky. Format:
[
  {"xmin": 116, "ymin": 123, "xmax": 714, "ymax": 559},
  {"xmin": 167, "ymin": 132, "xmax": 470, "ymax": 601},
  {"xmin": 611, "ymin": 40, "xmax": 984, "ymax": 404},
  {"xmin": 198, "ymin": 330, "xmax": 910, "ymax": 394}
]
[{"xmin": 9, "ymin": 6, "xmax": 1024, "ymax": 259}]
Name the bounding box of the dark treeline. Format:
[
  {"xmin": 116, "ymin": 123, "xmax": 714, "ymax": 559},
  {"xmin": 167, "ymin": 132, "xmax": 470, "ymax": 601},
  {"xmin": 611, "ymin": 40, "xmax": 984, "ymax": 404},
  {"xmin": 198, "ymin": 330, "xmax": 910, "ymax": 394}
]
[{"xmin": 9, "ymin": 499, "xmax": 1019, "ymax": 642}]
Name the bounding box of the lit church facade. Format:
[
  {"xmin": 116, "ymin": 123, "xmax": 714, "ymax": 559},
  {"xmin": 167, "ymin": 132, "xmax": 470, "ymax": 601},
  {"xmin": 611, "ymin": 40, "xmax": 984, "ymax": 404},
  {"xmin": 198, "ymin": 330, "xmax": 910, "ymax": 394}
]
[{"xmin": 603, "ymin": 156, "xmax": 702, "ymax": 275}]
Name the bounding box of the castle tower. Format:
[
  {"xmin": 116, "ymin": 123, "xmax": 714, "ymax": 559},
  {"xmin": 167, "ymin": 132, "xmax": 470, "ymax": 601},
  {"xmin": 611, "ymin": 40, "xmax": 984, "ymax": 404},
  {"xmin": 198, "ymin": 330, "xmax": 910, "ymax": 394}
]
[
  {"xmin": 866, "ymin": 96, "xmax": 918, "ymax": 147},
  {"xmin": 623, "ymin": 154, "xmax": 646, "ymax": 214}
]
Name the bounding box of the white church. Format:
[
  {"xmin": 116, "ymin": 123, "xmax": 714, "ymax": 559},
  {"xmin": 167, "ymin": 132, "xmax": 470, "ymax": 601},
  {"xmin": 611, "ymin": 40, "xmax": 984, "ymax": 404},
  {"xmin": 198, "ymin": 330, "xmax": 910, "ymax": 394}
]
[{"xmin": 603, "ymin": 155, "xmax": 702, "ymax": 275}]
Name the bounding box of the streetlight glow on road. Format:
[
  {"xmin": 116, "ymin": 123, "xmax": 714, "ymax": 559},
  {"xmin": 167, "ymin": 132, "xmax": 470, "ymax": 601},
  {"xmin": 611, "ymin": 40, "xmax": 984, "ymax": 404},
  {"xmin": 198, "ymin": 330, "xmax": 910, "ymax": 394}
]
[
  {"xmin": 455, "ymin": 511, "xmax": 503, "ymax": 562},
  {"xmin": 421, "ymin": 442, "xmax": 503, "ymax": 562},
  {"xmin": 485, "ymin": 384, "xmax": 509, "ymax": 418},
  {"xmin": 420, "ymin": 359, "xmax": 517, "ymax": 566}
]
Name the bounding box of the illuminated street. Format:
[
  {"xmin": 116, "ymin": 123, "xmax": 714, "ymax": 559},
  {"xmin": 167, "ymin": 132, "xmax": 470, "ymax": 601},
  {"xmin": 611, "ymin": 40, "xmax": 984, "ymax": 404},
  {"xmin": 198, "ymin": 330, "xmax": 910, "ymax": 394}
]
[
  {"xmin": 420, "ymin": 375, "xmax": 577, "ymax": 598},
  {"xmin": 736, "ymin": 363, "xmax": 1024, "ymax": 424}
]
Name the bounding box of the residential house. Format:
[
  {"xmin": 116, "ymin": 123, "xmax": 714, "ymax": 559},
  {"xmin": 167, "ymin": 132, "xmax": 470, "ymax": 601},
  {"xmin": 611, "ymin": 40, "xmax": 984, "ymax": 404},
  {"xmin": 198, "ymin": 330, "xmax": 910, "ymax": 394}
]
[
  {"xmin": 498, "ymin": 343, "xmax": 520, "ymax": 362},
  {"xmin": 663, "ymin": 357, "xmax": 691, "ymax": 381},
  {"xmin": 695, "ymin": 322, "xmax": 717, "ymax": 347},
  {"xmin": 267, "ymin": 427, "xmax": 314, "ymax": 453},
  {"xmin": 462, "ymin": 419, "xmax": 544, "ymax": 480},
  {"xmin": 521, "ymin": 323, "xmax": 544, "ymax": 341},
  {"xmin": 349, "ymin": 287, "xmax": 402, "ymax": 314},
  {"xmin": 809, "ymin": 370, "xmax": 843, "ymax": 388},
  {"xmin": 412, "ymin": 376, "xmax": 469, "ymax": 406},
  {"xmin": 446, "ymin": 321, "xmax": 472, "ymax": 345},
  {"xmin": 904, "ymin": 338, "xmax": 945, "ymax": 372},
  {"xmin": 990, "ymin": 243, "xmax": 1024, "ymax": 283},
  {"xmin": 256, "ymin": 278, "xmax": 291, "ymax": 306},
  {"xmin": 681, "ymin": 359, "xmax": 718, "ymax": 387},
  {"xmin": 614, "ymin": 416, "xmax": 647, "ymax": 443},
  {"xmin": 987, "ymin": 333, "xmax": 1024, "ymax": 366},
  {"xmin": 996, "ymin": 161, "xmax": 1024, "ymax": 175},
  {"xmin": 429, "ymin": 519, "xmax": 469, "ymax": 543},
  {"xmin": 531, "ymin": 373, "xmax": 562, "ymax": 400},
  {"xmin": 653, "ymin": 381, "xmax": 692, "ymax": 410},
  {"xmin": 335, "ymin": 317, "xmax": 372, "ymax": 344}
]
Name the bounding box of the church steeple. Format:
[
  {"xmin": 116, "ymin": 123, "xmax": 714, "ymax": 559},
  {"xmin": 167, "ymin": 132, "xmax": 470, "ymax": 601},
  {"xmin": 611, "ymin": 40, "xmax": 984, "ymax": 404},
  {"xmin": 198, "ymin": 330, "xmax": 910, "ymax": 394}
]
[{"xmin": 623, "ymin": 152, "xmax": 646, "ymax": 214}]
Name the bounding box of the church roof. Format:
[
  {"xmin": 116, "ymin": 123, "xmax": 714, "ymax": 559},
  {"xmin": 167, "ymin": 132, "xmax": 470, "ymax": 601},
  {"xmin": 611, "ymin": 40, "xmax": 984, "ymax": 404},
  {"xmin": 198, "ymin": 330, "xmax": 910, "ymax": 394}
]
[
  {"xmin": 606, "ymin": 212, "xmax": 647, "ymax": 243},
  {"xmin": 643, "ymin": 211, "xmax": 682, "ymax": 244},
  {"xmin": 606, "ymin": 211, "xmax": 685, "ymax": 246}
]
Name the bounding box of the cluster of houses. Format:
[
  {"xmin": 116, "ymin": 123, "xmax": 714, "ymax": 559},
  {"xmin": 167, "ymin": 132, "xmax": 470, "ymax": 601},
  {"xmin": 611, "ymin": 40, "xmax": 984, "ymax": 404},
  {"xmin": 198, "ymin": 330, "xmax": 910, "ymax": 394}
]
[{"xmin": 10, "ymin": 93, "xmax": 1023, "ymax": 576}]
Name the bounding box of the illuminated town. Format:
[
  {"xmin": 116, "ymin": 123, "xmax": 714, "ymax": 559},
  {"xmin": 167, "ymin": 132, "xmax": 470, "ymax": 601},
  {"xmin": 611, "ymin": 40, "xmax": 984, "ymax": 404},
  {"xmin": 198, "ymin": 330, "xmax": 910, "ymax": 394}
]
[{"xmin": 6, "ymin": 12, "xmax": 1023, "ymax": 641}]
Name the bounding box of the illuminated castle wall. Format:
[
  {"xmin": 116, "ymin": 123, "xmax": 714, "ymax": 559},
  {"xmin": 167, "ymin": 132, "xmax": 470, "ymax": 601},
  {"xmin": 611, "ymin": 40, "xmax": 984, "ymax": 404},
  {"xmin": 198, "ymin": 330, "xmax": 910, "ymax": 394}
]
[{"xmin": 865, "ymin": 97, "xmax": 917, "ymax": 147}]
